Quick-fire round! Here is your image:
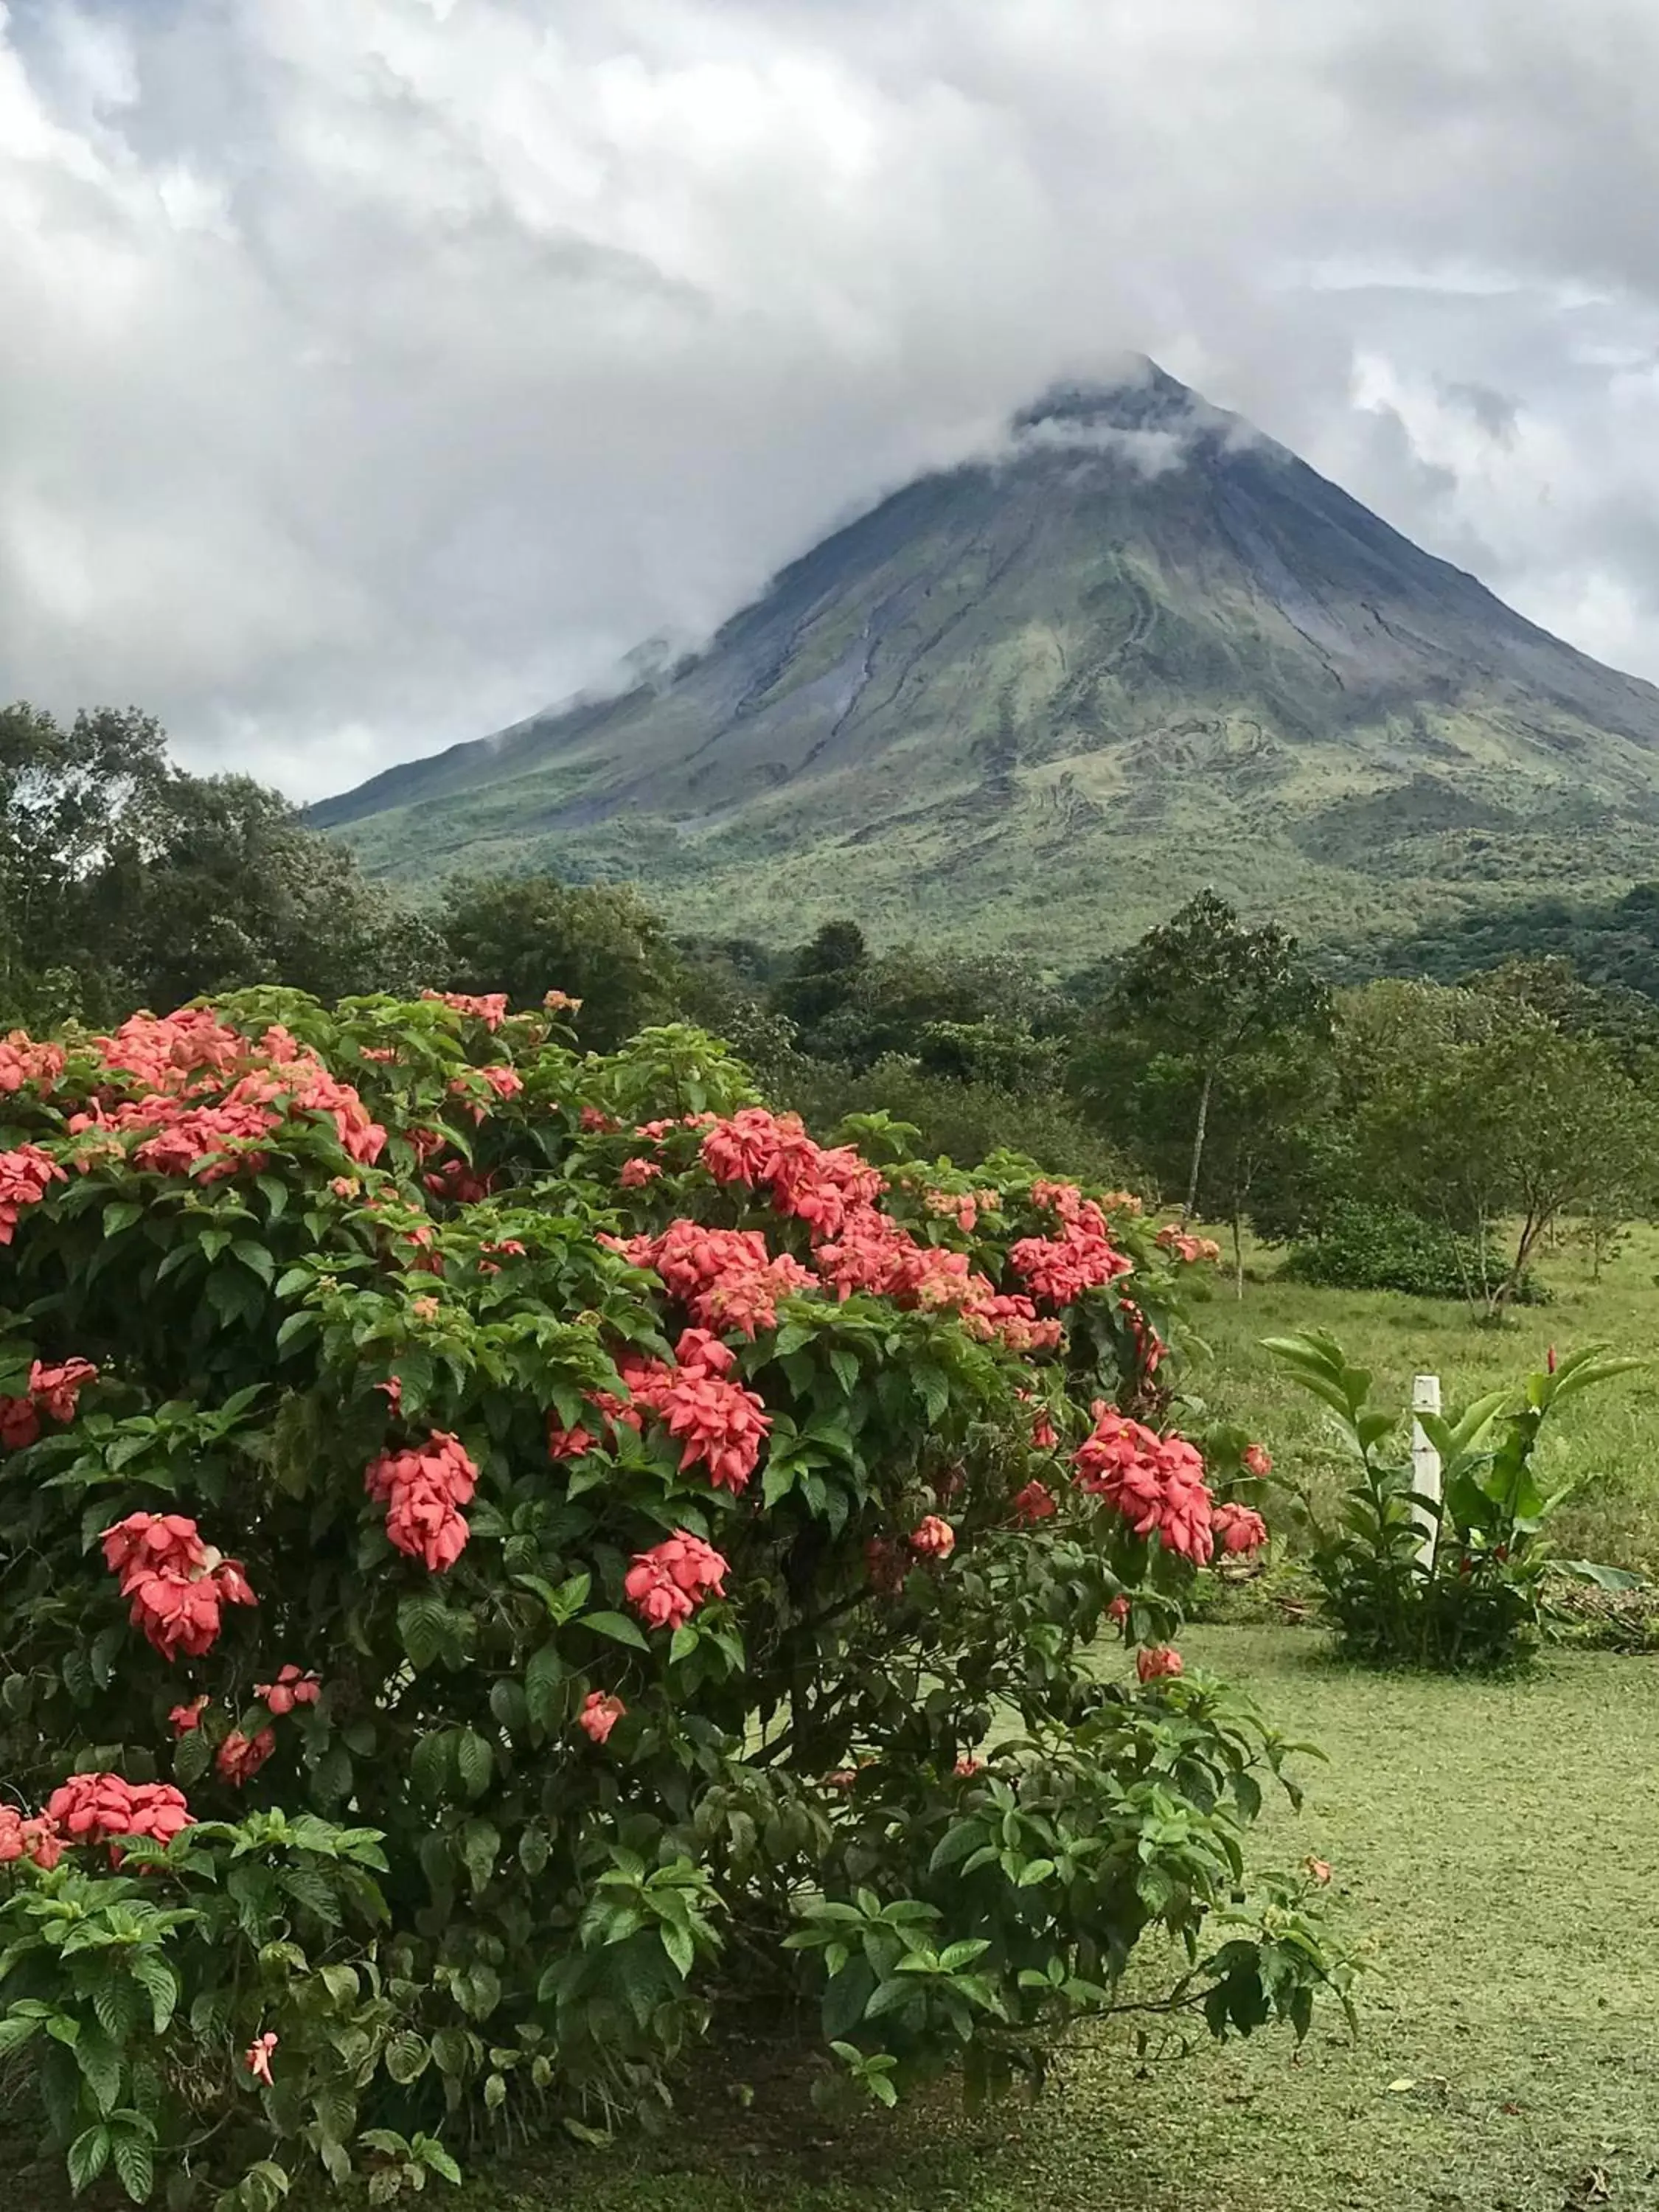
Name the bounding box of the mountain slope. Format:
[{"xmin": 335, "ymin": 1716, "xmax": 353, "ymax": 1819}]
[{"xmin": 314, "ymin": 360, "xmax": 1659, "ymax": 956}]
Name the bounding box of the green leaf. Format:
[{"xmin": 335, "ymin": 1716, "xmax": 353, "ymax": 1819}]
[
  {"xmin": 385, "ymin": 2032, "xmax": 431, "ymax": 2086},
  {"xmin": 232, "ymin": 1239, "xmax": 276, "ymax": 1284},
  {"xmin": 111, "ymin": 2128, "xmax": 155, "ymax": 2205},
  {"xmin": 460, "ymin": 1820, "xmax": 500, "ymax": 1895},
  {"xmin": 91, "ymin": 1975, "xmax": 139, "ymax": 2041},
  {"xmin": 429, "ymin": 2027, "xmax": 472, "ymax": 2078},
  {"xmin": 0, "ymin": 2014, "xmax": 41, "ymax": 2058},
  {"xmin": 411, "ymin": 2138, "xmax": 462, "ymax": 2185},
  {"xmin": 524, "ymin": 1643, "xmax": 564, "ymax": 1730},
  {"xmin": 455, "ymin": 1731, "xmax": 494, "ymax": 1801},
  {"xmin": 410, "ymin": 1731, "xmax": 453, "ymax": 1806},
  {"xmin": 581, "ymin": 1610, "xmax": 649, "ymax": 1651},
  {"xmin": 102, "ymin": 1201, "xmax": 144, "ymax": 1239},
  {"xmin": 927, "ymin": 1821, "xmax": 984, "ymax": 1875},
  {"xmin": 174, "ymin": 1728, "xmax": 212, "ymax": 1789},
  {"xmin": 74, "ymin": 2023, "xmax": 123, "ymax": 2115},
  {"xmin": 128, "ymin": 1955, "xmax": 178, "ymax": 2034},
  {"xmin": 66, "ymin": 2124, "xmax": 111, "ymax": 2196},
  {"xmin": 1554, "ymin": 1559, "xmax": 1648, "ymax": 1591},
  {"xmin": 397, "ymin": 1593, "xmax": 449, "ymax": 1672},
  {"xmin": 236, "ymin": 2161, "xmax": 291, "ymax": 2211}
]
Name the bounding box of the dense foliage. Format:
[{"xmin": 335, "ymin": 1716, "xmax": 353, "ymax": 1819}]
[
  {"xmin": 0, "ymin": 705, "xmax": 434, "ymax": 1029},
  {"xmin": 0, "ymin": 989, "xmax": 1343, "ymax": 2206},
  {"xmin": 1279, "ymin": 1204, "xmax": 1549, "ymax": 1307},
  {"xmin": 1266, "ymin": 1333, "xmax": 1640, "ymax": 1669}
]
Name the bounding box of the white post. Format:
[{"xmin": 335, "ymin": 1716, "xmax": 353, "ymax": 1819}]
[{"xmin": 1411, "ymin": 1374, "xmax": 1442, "ymax": 1571}]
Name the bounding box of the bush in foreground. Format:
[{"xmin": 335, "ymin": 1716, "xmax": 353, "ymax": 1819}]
[{"xmin": 0, "ymin": 992, "xmax": 1343, "ymax": 2205}]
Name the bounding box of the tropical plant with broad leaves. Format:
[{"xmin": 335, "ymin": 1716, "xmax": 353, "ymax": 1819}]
[{"xmin": 1265, "ymin": 1330, "xmax": 1642, "ymax": 1669}]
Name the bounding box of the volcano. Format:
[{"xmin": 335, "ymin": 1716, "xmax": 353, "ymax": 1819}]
[{"xmin": 313, "ymin": 358, "xmax": 1659, "ymax": 955}]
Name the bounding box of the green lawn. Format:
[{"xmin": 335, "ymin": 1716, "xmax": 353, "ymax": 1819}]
[{"xmin": 410, "ymin": 1627, "xmax": 1659, "ymax": 2212}]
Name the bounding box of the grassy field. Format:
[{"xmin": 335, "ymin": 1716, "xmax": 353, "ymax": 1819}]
[
  {"xmin": 1191, "ymin": 1219, "xmax": 1659, "ymax": 1573},
  {"xmin": 350, "ymin": 1626, "xmax": 1659, "ymax": 2212}
]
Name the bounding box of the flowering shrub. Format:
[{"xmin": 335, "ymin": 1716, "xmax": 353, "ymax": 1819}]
[
  {"xmin": 0, "ymin": 993, "xmax": 1344, "ymax": 2203},
  {"xmin": 1267, "ymin": 1331, "xmax": 1641, "ymax": 1668}
]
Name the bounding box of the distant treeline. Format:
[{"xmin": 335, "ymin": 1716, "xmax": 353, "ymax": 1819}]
[
  {"xmin": 1335, "ymin": 883, "xmax": 1659, "ymax": 1012},
  {"xmin": 10, "ymin": 698, "xmax": 1659, "ymax": 1313}
]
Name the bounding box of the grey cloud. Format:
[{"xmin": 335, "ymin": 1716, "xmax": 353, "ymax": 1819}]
[{"xmin": 10, "ymin": 0, "xmax": 1659, "ymax": 796}]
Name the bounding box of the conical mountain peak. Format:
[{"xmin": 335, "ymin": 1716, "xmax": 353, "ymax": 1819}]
[{"xmin": 315, "ymin": 364, "xmax": 1659, "ymax": 959}]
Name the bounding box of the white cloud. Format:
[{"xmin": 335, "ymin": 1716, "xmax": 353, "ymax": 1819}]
[{"xmin": 6, "ymin": 0, "xmax": 1659, "ymax": 795}]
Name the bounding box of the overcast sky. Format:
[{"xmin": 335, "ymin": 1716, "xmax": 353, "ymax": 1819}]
[{"xmin": 7, "ymin": 0, "xmax": 1659, "ymax": 801}]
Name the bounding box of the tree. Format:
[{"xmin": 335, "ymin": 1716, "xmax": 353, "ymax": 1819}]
[
  {"xmin": 1075, "ymin": 891, "xmax": 1330, "ymax": 1217},
  {"xmin": 440, "ymin": 872, "xmax": 684, "ymax": 1048},
  {"xmin": 102, "ymin": 775, "xmax": 439, "ymax": 1009},
  {"xmin": 0, "ymin": 701, "xmax": 436, "ymax": 1021},
  {"xmin": 769, "ymin": 918, "xmax": 869, "ymax": 1036},
  {"xmin": 1361, "ymin": 1015, "xmax": 1656, "ymax": 1314},
  {"xmin": 1202, "ymin": 1036, "xmax": 1339, "ymax": 1296}
]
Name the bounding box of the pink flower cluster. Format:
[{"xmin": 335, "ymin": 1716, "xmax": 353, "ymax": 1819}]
[
  {"xmin": 217, "ymin": 1730, "xmax": 276, "ymax": 1786},
  {"xmin": 364, "ymin": 1431, "xmax": 479, "ymax": 1571},
  {"xmin": 101, "ymin": 1512, "xmax": 257, "ymax": 1659},
  {"xmin": 1155, "ymin": 1225, "xmax": 1222, "ymax": 1265},
  {"xmin": 624, "ymin": 1221, "xmax": 814, "ymax": 1338},
  {"xmin": 1011, "ymin": 1480, "xmax": 1057, "ymax": 1525},
  {"xmin": 95, "ymin": 1009, "xmax": 246, "ymax": 1091},
  {"xmin": 812, "ymin": 1205, "xmax": 1061, "ymax": 1352},
  {"xmin": 909, "ymin": 1514, "xmax": 956, "ymax": 1559},
  {"xmin": 0, "ymin": 1033, "xmax": 65, "ymax": 1095},
  {"xmin": 46, "ymin": 1773, "xmax": 192, "ymax": 1863},
  {"xmin": 257, "ymin": 1665, "xmax": 321, "ymax": 1715},
  {"xmin": 566, "ymin": 1330, "xmax": 773, "ymax": 1494},
  {"xmin": 423, "ymin": 1157, "xmax": 497, "ymax": 1205},
  {"xmin": 1009, "ymin": 1184, "xmax": 1133, "ymax": 1307},
  {"xmin": 1136, "ymin": 1646, "xmax": 1184, "ymax": 1684},
  {"xmin": 700, "ymin": 1105, "xmax": 886, "ymax": 1239},
  {"xmin": 924, "ymin": 1187, "xmax": 1000, "ymax": 1234},
  {"xmin": 63, "ymin": 1021, "xmax": 386, "ymax": 1180},
  {"xmin": 656, "ymin": 1330, "xmax": 771, "ymax": 1493},
  {"xmin": 1212, "ymin": 1502, "xmax": 1269, "ymax": 1557},
  {"xmin": 579, "ymin": 1690, "xmax": 626, "ymax": 1744},
  {"xmin": 0, "ymin": 1807, "xmax": 62, "ymax": 1870},
  {"xmin": 624, "ymin": 1531, "xmax": 729, "ymax": 1631},
  {"xmin": 624, "ymin": 1107, "xmax": 1071, "ymax": 1358},
  {"xmin": 423, "ymin": 991, "xmax": 509, "ymax": 1031},
  {"xmin": 0, "ymin": 1356, "xmax": 97, "ymax": 1450},
  {"xmin": 1073, "ymin": 1408, "xmax": 1215, "ymax": 1565},
  {"xmin": 1119, "ymin": 1299, "xmax": 1166, "ymax": 1380},
  {"xmin": 0, "ymin": 1144, "xmax": 65, "ymax": 1244}
]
